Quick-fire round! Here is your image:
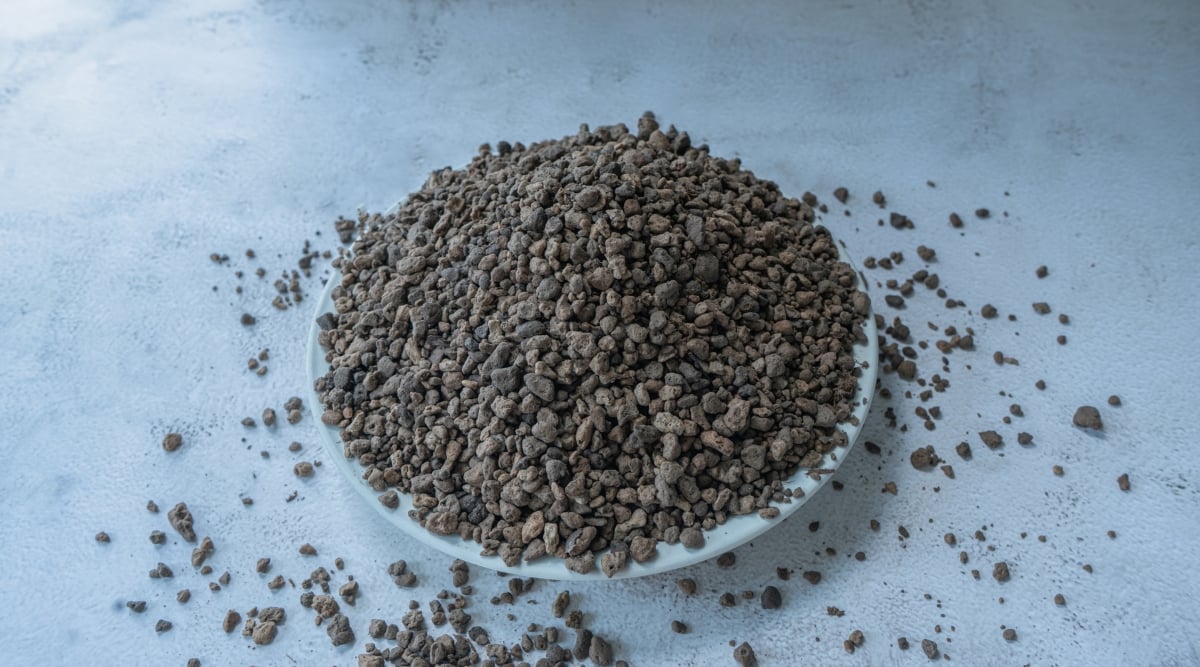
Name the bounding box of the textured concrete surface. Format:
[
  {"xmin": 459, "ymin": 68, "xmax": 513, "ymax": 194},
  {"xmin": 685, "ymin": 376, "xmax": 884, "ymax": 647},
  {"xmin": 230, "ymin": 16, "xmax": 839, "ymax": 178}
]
[{"xmin": 1, "ymin": 1, "xmax": 1199, "ymax": 665}]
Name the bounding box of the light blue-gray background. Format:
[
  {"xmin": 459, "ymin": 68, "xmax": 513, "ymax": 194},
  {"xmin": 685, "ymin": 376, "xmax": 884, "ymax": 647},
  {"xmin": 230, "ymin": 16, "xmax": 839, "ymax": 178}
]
[{"xmin": 1, "ymin": 1, "xmax": 1198, "ymax": 665}]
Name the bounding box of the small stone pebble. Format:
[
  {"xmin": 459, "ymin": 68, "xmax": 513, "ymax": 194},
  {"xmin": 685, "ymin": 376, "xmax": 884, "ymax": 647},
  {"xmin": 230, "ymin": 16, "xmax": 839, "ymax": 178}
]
[
  {"xmin": 223, "ymin": 610, "xmax": 241, "ymax": 633},
  {"xmin": 760, "ymin": 586, "xmax": 782, "ymax": 610},
  {"xmin": 910, "ymin": 445, "xmax": 938, "ymax": 469},
  {"xmin": 734, "ymin": 641, "xmax": 757, "ymax": 667},
  {"xmin": 299, "ymin": 543, "xmax": 317, "ymax": 556},
  {"xmin": 252, "ymin": 621, "xmax": 278, "ymax": 645},
  {"xmin": 95, "ymin": 531, "xmax": 110, "ymax": 543},
  {"xmin": 589, "ymin": 635, "xmax": 613, "ymax": 666},
  {"xmin": 127, "ymin": 600, "xmax": 147, "ymax": 613},
  {"xmin": 1075, "ymin": 405, "xmax": 1099, "ymax": 431},
  {"xmin": 679, "ymin": 527, "xmax": 705, "ymax": 549},
  {"xmin": 993, "ymin": 561, "xmax": 1011, "ymax": 582},
  {"xmin": 671, "ymin": 620, "xmax": 688, "ymax": 634},
  {"xmin": 1117, "ymin": 473, "xmax": 1131, "ymax": 491},
  {"xmin": 1003, "ymin": 628, "xmax": 1017, "ymax": 641},
  {"xmin": 1108, "ymin": 395, "xmax": 1122, "ymax": 406},
  {"xmin": 552, "ymin": 591, "xmax": 570, "ymax": 618},
  {"xmin": 167, "ymin": 503, "xmax": 196, "ymax": 543},
  {"xmin": 676, "ymin": 578, "xmax": 696, "ymax": 596},
  {"xmin": 155, "ymin": 619, "xmax": 172, "ymax": 633},
  {"xmin": 1073, "ymin": 405, "xmax": 1103, "ymax": 430},
  {"xmin": 922, "ymin": 638, "xmax": 939, "ymax": 659},
  {"xmin": 378, "ymin": 490, "xmax": 399, "ymax": 509},
  {"xmin": 979, "ymin": 431, "xmax": 1003, "ymax": 448},
  {"xmin": 162, "ymin": 433, "xmax": 183, "ymax": 452},
  {"xmin": 327, "ymin": 613, "xmax": 355, "ymax": 646}
]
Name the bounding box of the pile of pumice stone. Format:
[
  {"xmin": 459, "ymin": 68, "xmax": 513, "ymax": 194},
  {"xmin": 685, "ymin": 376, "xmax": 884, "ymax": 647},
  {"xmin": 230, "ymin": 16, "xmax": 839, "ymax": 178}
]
[{"xmin": 315, "ymin": 112, "xmax": 869, "ymax": 576}]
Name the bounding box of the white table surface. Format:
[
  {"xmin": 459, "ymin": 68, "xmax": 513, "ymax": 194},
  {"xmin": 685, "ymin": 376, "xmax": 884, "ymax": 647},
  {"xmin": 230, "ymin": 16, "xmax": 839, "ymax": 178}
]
[{"xmin": 2, "ymin": 1, "xmax": 1199, "ymax": 665}]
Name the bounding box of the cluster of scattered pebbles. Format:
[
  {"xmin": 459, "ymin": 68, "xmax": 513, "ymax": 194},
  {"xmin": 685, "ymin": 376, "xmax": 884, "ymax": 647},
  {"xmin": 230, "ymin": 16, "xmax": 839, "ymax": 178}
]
[{"xmin": 94, "ymin": 113, "xmax": 1133, "ymax": 665}]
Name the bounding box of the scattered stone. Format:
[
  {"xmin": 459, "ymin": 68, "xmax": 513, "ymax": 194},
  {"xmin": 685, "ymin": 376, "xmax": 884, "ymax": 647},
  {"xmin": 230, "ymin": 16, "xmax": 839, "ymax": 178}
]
[
  {"xmin": 252, "ymin": 621, "xmax": 277, "ymax": 645},
  {"xmin": 327, "ymin": 614, "xmax": 355, "ymax": 646},
  {"xmin": 223, "ymin": 610, "xmax": 241, "ymax": 633},
  {"xmin": 162, "ymin": 433, "xmax": 183, "ymax": 452},
  {"xmin": 1073, "ymin": 405, "xmax": 1103, "ymax": 430},
  {"xmin": 677, "ymin": 578, "xmax": 697, "ymax": 596},
  {"xmin": 589, "ymin": 635, "xmax": 613, "ymax": 666},
  {"xmin": 760, "ymin": 586, "xmax": 782, "ymax": 609},
  {"xmin": 167, "ymin": 503, "xmax": 196, "ymax": 543},
  {"xmin": 734, "ymin": 641, "xmax": 757, "ymax": 667},
  {"xmin": 993, "ymin": 561, "xmax": 1011, "ymax": 582}
]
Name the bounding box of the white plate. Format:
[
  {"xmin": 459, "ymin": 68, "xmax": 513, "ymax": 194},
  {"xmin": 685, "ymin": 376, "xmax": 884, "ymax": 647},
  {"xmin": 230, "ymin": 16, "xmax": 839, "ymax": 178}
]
[{"xmin": 306, "ymin": 226, "xmax": 877, "ymax": 581}]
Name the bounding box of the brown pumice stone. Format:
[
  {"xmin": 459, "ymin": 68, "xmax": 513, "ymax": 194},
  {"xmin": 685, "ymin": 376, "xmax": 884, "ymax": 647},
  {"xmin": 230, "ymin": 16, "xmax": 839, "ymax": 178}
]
[
  {"xmin": 162, "ymin": 433, "xmax": 183, "ymax": 452},
  {"xmin": 1073, "ymin": 405, "xmax": 1103, "ymax": 430}
]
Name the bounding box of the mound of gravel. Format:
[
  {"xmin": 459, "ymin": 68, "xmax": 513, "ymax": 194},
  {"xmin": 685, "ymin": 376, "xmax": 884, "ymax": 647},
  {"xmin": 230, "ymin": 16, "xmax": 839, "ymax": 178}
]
[{"xmin": 315, "ymin": 113, "xmax": 869, "ymax": 574}]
